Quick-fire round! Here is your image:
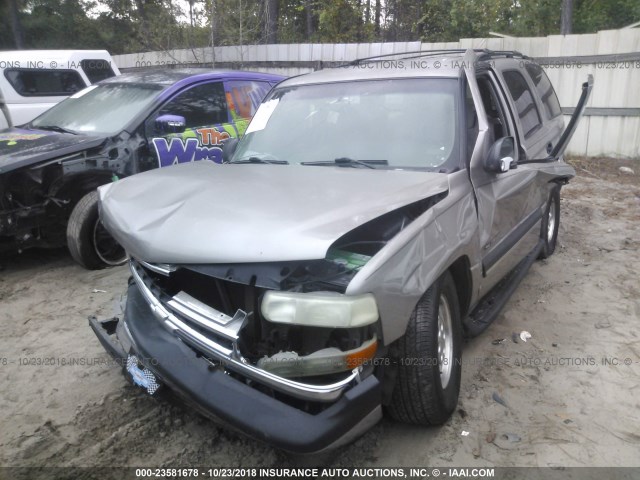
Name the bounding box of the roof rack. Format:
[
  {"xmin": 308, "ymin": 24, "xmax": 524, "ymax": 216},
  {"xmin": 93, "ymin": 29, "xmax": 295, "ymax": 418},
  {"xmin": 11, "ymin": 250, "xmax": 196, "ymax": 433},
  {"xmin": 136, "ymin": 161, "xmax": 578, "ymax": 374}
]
[
  {"xmin": 346, "ymin": 49, "xmax": 467, "ymax": 66},
  {"xmin": 476, "ymin": 49, "xmax": 530, "ymax": 61},
  {"xmin": 339, "ymin": 48, "xmax": 530, "ymax": 68}
]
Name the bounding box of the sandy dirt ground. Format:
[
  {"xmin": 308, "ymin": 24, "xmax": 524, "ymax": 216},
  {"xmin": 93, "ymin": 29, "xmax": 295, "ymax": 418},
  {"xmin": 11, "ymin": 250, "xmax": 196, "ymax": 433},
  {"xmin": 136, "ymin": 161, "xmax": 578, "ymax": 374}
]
[{"xmin": 1, "ymin": 158, "xmax": 639, "ymax": 471}]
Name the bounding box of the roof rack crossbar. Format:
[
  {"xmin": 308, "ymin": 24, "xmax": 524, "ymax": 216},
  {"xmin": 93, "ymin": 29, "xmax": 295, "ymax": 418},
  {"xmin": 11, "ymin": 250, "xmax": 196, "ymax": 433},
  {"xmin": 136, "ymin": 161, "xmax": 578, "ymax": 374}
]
[{"xmin": 346, "ymin": 48, "xmax": 468, "ymax": 66}]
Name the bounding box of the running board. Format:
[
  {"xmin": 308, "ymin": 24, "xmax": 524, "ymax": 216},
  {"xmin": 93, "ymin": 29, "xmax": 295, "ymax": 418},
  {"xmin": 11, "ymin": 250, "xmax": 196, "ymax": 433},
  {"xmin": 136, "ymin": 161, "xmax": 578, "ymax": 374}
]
[{"xmin": 463, "ymin": 240, "xmax": 544, "ymax": 337}]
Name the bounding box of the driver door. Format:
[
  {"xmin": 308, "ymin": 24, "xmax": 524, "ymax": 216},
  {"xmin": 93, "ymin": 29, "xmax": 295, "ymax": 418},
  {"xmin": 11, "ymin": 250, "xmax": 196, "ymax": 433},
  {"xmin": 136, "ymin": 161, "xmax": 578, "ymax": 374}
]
[
  {"xmin": 144, "ymin": 81, "xmax": 233, "ymax": 168},
  {"xmin": 465, "ymin": 59, "xmax": 542, "ymax": 295}
]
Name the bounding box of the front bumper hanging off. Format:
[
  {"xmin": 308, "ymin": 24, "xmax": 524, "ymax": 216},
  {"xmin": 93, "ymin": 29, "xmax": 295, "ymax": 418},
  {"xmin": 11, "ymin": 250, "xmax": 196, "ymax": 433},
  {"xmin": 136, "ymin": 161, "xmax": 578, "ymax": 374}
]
[{"xmin": 90, "ymin": 281, "xmax": 382, "ymax": 453}]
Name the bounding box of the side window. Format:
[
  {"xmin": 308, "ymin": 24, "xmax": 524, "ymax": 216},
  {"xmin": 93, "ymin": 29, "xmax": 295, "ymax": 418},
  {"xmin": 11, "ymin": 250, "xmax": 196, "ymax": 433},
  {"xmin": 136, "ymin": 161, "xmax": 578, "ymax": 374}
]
[
  {"xmin": 225, "ymin": 81, "xmax": 271, "ymax": 121},
  {"xmin": 502, "ymin": 70, "xmax": 541, "ymax": 139},
  {"xmin": 477, "ymin": 75, "xmax": 508, "ymax": 142},
  {"xmin": 156, "ymin": 82, "xmax": 228, "ymax": 131},
  {"xmin": 524, "ymin": 63, "xmax": 562, "ymax": 119},
  {"xmin": 5, "ymin": 69, "xmax": 86, "ymax": 96},
  {"xmin": 81, "ymin": 59, "xmax": 116, "ymax": 83}
]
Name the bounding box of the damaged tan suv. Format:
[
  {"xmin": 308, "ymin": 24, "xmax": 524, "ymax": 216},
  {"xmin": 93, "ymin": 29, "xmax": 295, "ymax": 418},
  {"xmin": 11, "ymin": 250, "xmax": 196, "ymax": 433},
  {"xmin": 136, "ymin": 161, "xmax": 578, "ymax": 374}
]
[{"xmin": 90, "ymin": 49, "xmax": 592, "ymax": 453}]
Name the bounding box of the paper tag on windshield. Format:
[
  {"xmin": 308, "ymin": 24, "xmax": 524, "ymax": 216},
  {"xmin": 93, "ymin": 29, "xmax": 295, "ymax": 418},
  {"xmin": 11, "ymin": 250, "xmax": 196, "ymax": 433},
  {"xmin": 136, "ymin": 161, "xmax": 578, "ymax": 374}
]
[{"xmin": 245, "ymin": 98, "xmax": 279, "ymax": 134}]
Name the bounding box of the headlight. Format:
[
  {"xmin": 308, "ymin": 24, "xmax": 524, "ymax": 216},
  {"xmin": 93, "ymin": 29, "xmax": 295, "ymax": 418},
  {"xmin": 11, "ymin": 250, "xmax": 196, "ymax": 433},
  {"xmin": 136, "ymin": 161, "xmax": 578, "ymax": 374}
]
[
  {"xmin": 260, "ymin": 291, "xmax": 379, "ymax": 328},
  {"xmin": 258, "ymin": 336, "xmax": 378, "ymax": 377}
]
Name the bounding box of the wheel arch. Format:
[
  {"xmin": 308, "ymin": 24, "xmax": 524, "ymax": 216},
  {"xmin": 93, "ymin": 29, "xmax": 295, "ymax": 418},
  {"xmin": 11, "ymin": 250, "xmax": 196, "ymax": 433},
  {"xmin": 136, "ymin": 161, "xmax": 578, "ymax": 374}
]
[
  {"xmin": 447, "ymin": 255, "xmax": 473, "ymax": 319},
  {"xmin": 50, "ymin": 171, "xmax": 114, "ymax": 207}
]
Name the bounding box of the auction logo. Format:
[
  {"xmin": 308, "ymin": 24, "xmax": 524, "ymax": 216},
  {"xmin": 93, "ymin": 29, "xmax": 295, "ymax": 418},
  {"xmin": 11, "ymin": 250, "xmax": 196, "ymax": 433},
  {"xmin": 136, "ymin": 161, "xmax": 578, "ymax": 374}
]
[{"xmin": 153, "ymin": 127, "xmax": 231, "ymax": 168}]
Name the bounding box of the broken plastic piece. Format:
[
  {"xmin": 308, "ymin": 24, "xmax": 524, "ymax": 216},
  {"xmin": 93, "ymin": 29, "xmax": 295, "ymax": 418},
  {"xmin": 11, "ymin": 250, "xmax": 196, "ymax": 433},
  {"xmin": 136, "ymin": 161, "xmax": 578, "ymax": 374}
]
[
  {"xmin": 520, "ymin": 331, "xmax": 532, "ymax": 342},
  {"xmin": 492, "ymin": 392, "xmax": 508, "ymax": 408},
  {"xmin": 503, "ymin": 433, "xmax": 521, "ymax": 442}
]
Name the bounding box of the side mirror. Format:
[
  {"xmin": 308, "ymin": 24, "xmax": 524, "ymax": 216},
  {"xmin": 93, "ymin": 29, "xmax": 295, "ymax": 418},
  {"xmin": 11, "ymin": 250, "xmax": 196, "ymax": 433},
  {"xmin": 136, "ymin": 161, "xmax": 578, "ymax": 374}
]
[
  {"xmin": 155, "ymin": 114, "xmax": 186, "ymax": 134},
  {"xmin": 222, "ymin": 137, "xmax": 239, "ymax": 163},
  {"xmin": 485, "ymin": 136, "xmax": 517, "ymax": 173}
]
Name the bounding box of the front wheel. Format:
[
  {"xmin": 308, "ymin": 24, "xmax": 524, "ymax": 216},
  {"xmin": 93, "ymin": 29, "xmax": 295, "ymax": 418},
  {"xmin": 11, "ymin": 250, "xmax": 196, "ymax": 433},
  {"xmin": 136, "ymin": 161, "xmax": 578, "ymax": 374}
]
[
  {"xmin": 387, "ymin": 271, "xmax": 462, "ymax": 425},
  {"xmin": 67, "ymin": 191, "xmax": 128, "ymax": 270}
]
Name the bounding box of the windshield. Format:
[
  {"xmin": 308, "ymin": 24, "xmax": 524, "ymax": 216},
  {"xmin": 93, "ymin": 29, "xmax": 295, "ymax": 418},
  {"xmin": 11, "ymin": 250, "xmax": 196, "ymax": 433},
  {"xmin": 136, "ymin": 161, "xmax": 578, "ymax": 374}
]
[
  {"xmin": 234, "ymin": 78, "xmax": 460, "ymax": 170},
  {"xmin": 31, "ymin": 83, "xmax": 163, "ymax": 136}
]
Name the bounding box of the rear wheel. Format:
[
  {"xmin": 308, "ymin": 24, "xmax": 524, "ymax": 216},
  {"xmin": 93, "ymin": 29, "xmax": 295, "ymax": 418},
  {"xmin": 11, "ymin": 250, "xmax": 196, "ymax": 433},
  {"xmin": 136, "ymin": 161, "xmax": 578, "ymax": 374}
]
[
  {"xmin": 67, "ymin": 190, "xmax": 127, "ymax": 269},
  {"xmin": 387, "ymin": 271, "xmax": 462, "ymax": 425},
  {"xmin": 539, "ymin": 186, "xmax": 561, "ymax": 259}
]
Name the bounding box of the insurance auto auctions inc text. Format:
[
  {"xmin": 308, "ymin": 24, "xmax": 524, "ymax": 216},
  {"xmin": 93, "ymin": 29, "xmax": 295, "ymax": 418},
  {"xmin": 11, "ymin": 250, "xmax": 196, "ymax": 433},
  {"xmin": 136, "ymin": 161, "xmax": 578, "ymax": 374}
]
[{"xmin": 253, "ymin": 468, "xmax": 495, "ymax": 478}]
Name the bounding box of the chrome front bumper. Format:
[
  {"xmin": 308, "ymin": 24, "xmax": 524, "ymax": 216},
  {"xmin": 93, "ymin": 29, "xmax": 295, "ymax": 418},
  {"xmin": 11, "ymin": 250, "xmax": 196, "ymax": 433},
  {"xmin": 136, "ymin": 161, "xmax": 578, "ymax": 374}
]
[{"xmin": 129, "ymin": 260, "xmax": 362, "ymax": 403}]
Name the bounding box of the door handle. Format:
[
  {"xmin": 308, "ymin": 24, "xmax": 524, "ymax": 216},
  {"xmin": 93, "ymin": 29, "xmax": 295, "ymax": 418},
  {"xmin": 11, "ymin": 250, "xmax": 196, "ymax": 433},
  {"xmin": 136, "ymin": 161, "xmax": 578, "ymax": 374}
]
[{"xmin": 546, "ymin": 142, "xmax": 553, "ymax": 155}]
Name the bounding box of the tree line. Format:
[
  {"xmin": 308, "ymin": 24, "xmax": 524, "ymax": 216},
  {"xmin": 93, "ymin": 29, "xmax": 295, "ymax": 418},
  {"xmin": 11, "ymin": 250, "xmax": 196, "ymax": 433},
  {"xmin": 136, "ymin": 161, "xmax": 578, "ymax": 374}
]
[{"xmin": 2, "ymin": 0, "xmax": 639, "ymax": 55}]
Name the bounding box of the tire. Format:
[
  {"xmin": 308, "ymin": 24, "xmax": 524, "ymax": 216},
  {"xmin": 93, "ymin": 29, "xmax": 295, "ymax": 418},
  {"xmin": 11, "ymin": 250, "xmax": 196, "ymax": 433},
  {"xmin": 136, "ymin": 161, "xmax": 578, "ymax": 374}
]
[
  {"xmin": 387, "ymin": 271, "xmax": 462, "ymax": 425},
  {"xmin": 538, "ymin": 186, "xmax": 561, "ymax": 259},
  {"xmin": 66, "ymin": 190, "xmax": 128, "ymax": 270}
]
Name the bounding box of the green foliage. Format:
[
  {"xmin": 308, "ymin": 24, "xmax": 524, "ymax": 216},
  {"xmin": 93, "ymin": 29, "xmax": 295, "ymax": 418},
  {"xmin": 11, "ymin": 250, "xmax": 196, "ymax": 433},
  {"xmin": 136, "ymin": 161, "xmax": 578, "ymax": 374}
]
[
  {"xmin": 574, "ymin": 0, "xmax": 640, "ymax": 33},
  {"xmin": 1, "ymin": 0, "xmax": 639, "ymax": 53},
  {"xmin": 317, "ymin": 0, "xmax": 366, "ymax": 42}
]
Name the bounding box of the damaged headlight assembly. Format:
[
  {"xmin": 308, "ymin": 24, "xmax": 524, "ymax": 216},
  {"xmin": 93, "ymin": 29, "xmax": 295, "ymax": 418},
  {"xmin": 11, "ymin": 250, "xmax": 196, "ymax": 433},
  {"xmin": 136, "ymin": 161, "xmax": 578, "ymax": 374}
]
[
  {"xmin": 260, "ymin": 290, "xmax": 379, "ymax": 328},
  {"xmin": 259, "ymin": 291, "xmax": 380, "ymax": 377}
]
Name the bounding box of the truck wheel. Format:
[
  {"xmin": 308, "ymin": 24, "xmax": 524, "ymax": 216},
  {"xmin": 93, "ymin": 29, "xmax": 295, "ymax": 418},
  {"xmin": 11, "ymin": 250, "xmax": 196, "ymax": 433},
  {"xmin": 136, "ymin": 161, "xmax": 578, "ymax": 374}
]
[
  {"xmin": 67, "ymin": 191, "xmax": 127, "ymax": 269},
  {"xmin": 538, "ymin": 186, "xmax": 561, "ymax": 259},
  {"xmin": 388, "ymin": 271, "xmax": 462, "ymax": 425}
]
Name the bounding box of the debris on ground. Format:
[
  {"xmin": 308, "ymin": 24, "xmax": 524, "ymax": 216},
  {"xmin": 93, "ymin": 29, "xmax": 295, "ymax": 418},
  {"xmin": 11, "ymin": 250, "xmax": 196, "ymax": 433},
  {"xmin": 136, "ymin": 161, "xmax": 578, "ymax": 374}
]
[
  {"xmin": 492, "ymin": 392, "xmax": 508, "ymax": 408},
  {"xmin": 503, "ymin": 433, "xmax": 521, "ymax": 442},
  {"xmin": 92, "ymin": 289, "xmax": 107, "ymax": 293},
  {"xmin": 619, "ymin": 166, "xmax": 635, "ymax": 176},
  {"xmin": 595, "ymin": 318, "xmax": 612, "ymax": 329},
  {"xmin": 512, "ymin": 333, "xmax": 519, "ymax": 343},
  {"xmin": 461, "ymin": 431, "xmax": 470, "ymax": 436},
  {"xmin": 519, "ymin": 331, "xmax": 532, "ymax": 342},
  {"xmin": 492, "ymin": 338, "xmax": 506, "ymax": 345}
]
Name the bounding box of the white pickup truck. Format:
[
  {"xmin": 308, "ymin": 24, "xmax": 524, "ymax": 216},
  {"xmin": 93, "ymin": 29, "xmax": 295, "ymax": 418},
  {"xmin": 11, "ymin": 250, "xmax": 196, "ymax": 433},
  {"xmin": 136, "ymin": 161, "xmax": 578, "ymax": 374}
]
[{"xmin": 0, "ymin": 50, "xmax": 120, "ymax": 128}]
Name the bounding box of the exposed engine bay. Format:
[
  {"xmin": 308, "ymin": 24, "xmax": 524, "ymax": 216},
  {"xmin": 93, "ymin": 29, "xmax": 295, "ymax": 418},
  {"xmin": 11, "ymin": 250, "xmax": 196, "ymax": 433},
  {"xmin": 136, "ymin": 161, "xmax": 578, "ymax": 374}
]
[{"xmin": 130, "ymin": 193, "xmax": 447, "ymax": 389}]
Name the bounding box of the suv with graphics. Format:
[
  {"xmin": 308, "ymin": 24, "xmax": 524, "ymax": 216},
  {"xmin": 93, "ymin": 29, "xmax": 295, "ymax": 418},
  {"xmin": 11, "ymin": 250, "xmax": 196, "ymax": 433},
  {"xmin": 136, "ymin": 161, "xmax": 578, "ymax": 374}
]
[
  {"xmin": 0, "ymin": 69, "xmax": 283, "ymax": 268},
  {"xmin": 92, "ymin": 50, "xmax": 592, "ymax": 453}
]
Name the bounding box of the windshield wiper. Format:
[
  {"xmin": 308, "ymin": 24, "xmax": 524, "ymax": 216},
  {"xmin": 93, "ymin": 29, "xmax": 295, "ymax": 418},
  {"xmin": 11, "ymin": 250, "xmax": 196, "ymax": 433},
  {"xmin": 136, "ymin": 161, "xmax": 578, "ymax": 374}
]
[
  {"xmin": 301, "ymin": 158, "xmax": 388, "ymax": 169},
  {"xmin": 228, "ymin": 156, "xmax": 288, "ymax": 165},
  {"xmin": 34, "ymin": 125, "xmax": 78, "ymax": 135}
]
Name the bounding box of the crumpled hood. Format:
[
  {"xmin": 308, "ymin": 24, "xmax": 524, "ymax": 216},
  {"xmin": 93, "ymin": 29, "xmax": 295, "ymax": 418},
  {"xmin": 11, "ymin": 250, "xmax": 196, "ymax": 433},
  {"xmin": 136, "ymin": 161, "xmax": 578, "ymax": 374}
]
[
  {"xmin": 99, "ymin": 162, "xmax": 449, "ymax": 264},
  {"xmin": 0, "ymin": 127, "xmax": 106, "ymax": 173}
]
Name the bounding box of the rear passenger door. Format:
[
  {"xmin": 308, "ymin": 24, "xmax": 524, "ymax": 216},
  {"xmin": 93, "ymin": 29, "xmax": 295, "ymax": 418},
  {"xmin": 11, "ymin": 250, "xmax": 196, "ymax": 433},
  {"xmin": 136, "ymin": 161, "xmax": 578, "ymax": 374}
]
[{"xmin": 496, "ymin": 64, "xmax": 563, "ymax": 161}]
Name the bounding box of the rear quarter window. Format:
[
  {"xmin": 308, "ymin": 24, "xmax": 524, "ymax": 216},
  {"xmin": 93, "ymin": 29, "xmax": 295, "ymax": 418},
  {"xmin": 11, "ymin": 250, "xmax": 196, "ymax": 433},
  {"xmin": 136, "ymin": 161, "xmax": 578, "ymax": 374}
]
[
  {"xmin": 81, "ymin": 59, "xmax": 116, "ymax": 83},
  {"xmin": 502, "ymin": 70, "xmax": 542, "ymax": 139},
  {"xmin": 4, "ymin": 69, "xmax": 86, "ymax": 97},
  {"xmin": 524, "ymin": 63, "xmax": 562, "ymax": 119}
]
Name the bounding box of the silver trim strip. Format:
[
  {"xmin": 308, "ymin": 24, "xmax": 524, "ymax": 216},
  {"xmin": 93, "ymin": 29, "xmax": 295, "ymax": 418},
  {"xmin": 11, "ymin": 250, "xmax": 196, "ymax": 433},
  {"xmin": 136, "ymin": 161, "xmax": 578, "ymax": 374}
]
[
  {"xmin": 170, "ymin": 291, "xmax": 240, "ymax": 327},
  {"xmin": 166, "ymin": 298, "xmax": 245, "ymax": 343},
  {"xmin": 129, "ymin": 261, "xmax": 359, "ymax": 402},
  {"xmin": 138, "ymin": 259, "xmax": 176, "ymax": 276}
]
